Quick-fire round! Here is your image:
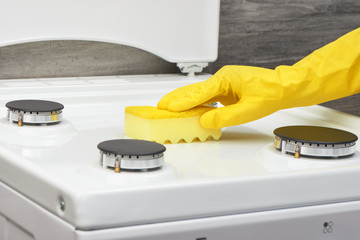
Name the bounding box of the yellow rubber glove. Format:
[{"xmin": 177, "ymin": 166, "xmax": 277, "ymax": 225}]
[{"xmin": 158, "ymin": 27, "xmax": 360, "ymax": 129}]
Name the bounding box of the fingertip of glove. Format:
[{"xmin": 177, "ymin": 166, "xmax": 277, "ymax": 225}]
[
  {"xmin": 166, "ymin": 103, "xmax": 189, "ymax": 112},
  {"xmin": 157, "ymin": 93, "xmax": 186, "ymax": 111},
  {"xmin": 158, "ymin": 95, "xmax": 180, "ymax": 110},
  {"xmin": 157, "ymin": 100, "xmax": 187, "ymax": 112},
  {"xmin": 157, "ymin": 100, "xmax": 167, "ymax": 110},
  {"xmin": 199, "ymin": 110, "xmax": 223, "ymax": 129}
]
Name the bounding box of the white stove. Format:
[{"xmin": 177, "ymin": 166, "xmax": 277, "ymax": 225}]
[
  {"xmin": 1, "ymin": 75, "xmax": 360, "ymax": 240},
  {"xmin": 1, "ymin": 1, "xmax": 360, "ymax": 240}
]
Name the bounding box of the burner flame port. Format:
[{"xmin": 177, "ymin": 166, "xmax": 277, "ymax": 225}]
[
  {"xmin": 6, "ymin": 100, "xmax": 64, "ymax": 126},
  {"xmin": 98, "ymin": 139, "xmax": 166, "ymax": 173},
  {"xmin": 274, "ymin": 126, "xmax": 358, "ymax": 158}
]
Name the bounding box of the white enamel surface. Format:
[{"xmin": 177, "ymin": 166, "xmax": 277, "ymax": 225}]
[
  {"xmin": 0, "ymin": 0, "xmax": 220, "ymax": 63},
  {"xmin": 0, "ymin": 75, "xmax": 360, "ymax": 230},
  {"xmin": 0, "ymin": 118, "xmax": 77, "ymax": 147}
]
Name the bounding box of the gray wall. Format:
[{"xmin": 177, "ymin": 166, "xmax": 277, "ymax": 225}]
[
  {"xmin": 1, "ymin": 0, "xmax": 360, "ymax": 115},
  {"xmin": 213, "ymin": 0, "xmax": 360, "ymax": 116}
]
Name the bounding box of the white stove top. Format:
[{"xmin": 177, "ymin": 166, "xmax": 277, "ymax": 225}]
[{"xmin": 0, "ymin": 74, "xmax": 360, "ymax": 230}]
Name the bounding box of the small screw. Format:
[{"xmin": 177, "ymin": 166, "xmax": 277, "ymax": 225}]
[{"xmin": 59, "ymin": 198, "xmax": 66, "ymax": 211}]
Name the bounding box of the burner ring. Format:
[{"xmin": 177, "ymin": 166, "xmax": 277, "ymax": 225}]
[
  {"xmin": 97, "ymin": 139, "xmax": 166, "ymax": 172},
  {"xmin": 274, "ymin": 126, "xmax": 358, "ymax": 158},
  {"xmin": 6, "ymin": 100, "xmax": 64, "ymax": 125}
]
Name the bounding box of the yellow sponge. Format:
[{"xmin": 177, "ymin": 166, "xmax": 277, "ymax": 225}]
[{"xmin": 125, "ymin": 106, "xmax": 222, "ymax": 144}]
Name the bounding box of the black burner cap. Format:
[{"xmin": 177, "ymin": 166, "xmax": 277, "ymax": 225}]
[
  {"xmin": 97, "ymin": 139, "xmax": 166, "ymax": 156},
  {"xmin": 6, "ymin": 100, "xmax": 64, "ymax": 112},
  {"xmin": 274, "ymin": 126, "xmax": 358, "ymax": 144}
]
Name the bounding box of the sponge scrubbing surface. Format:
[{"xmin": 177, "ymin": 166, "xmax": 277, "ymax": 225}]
[{"xmin": 125, "ymin": 106, "xmax": 222, "ymax": 144}]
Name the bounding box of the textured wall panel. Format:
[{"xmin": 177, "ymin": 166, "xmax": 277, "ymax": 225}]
[{"xmin": 0, "ymin": 41, "xmax": 178, "ymax": 79}]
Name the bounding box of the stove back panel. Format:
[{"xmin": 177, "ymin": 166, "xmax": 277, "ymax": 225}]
[{"xmin": 0, "ymin": 0, "xmax": 220, "ymax": 64}]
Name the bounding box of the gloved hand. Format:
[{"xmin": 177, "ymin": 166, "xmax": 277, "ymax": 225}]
[{"xmin": 158, "ymin": 27, "xmax": 360, "ymax": 129}]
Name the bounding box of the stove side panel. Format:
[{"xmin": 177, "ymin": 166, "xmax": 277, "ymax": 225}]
[{"xmin": 0, "ymin": 181, "xmax": 75, "ymax": 240}]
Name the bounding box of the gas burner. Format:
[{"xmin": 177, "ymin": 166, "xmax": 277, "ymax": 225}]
[
  {"xmin": 274, "ymin": 126, "xmax": 358, "ymax": 158},
  {"xmin": 98, "ymin": 139, "xmax": 166, "ymax": 173},
  {"xmin": 6, "ymin": 100, "xmax": 64, "ymax": 126}
]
